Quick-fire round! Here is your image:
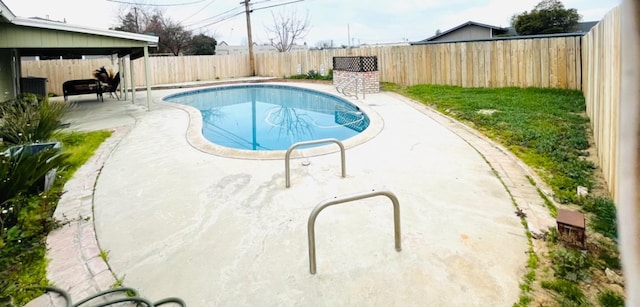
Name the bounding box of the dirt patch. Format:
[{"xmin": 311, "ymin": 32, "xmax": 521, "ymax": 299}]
[{"xmin": 477, "ymin": 109, "xmax": 499, "ymax": 115}]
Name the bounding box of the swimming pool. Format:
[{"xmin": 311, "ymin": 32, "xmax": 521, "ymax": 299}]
[{"xmin": 164, "ymin": 84, "xmax": 370, "ymax": 151}]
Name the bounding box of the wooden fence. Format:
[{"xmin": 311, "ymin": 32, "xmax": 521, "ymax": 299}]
[
  {"xmin": 21, "ymin": 36, "xmax": 583, "ymax": 96},
  {"xmin": 582, "ymin": 6, "xmax": 621, "ymax": 198},
  {"xmin": 255, "ymin": 36, "xmax": 582, "ymax": 89},
  {"xmin": 21, "ymin": 54, "xmax": 250, "ymax": 96}
]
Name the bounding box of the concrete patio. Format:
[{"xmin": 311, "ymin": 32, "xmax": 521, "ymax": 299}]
[{"xmin": 31, "ymin": 80, "xmax": 556, "ymax": 306}]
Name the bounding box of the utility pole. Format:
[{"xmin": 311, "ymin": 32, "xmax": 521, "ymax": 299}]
[
  {"xmin": 242, "ymin": 0, "xmax": 255, "ymax": 76},
  {"xmin": 347, "ymin": 23, "xmax": 351, "ymax": 48},
  {"xmin": 134, "ymin": 7, "xmax": 139, "ymax": 33}
]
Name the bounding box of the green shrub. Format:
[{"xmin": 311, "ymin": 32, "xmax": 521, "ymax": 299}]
[
  {"xmin": 0, "ymin": 130, "xmax": 111, "ymax": 305},
  {"xmin": 306, "ymin": 69, "xmax": 318, "ymax": 79},
  {"xmin": 598, "ymin": 289, "xmax": 624, "ymax": 307},
  {"xmin": 0, "ymin": 94, "xmax": 69, "ymax": 145},
  {"xmin": 1, "ymin": 147, "xmax": 68, "ymax": 238},
  {"xmin": 541, "ymin": 279, "xmax": 588, "ymax": 305},
  {"xmin": 579, "ymin": 196, "xmax": 618, "ymax": 239},
  {"xmin": 551, "ymin": 247, "xmax": 592, "ymax": 282},
  {"xmin": 286, "ymin": 68, "xmax": 333, "ymax": 81},
  {"xmin": 287, "ymin": 74, "xmax": 308, "ymax": 79}
]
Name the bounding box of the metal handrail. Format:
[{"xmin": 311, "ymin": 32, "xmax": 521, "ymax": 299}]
[
  {"xmin": 335, "ymin": 77, "xmax": 352, "ymax": 93},
  {"xmin": 284, "ymin": 138, "xmax": 346, "ymax": 188},
  {"xmin": 335, "ymin": 77, "xmax": 365, "ymax": 99},
  {"xmin": 307, "ymin": 189, "xmax": 402, "ymax": 274}
]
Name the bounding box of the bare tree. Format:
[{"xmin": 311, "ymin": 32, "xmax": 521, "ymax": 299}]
[
  {"xmin": 113, "ymin": 5, "xmax": 193, "ymax": 56},
  {"xmin": 264, "ymin": 9, "xmax": 310, "ymax": 52}
]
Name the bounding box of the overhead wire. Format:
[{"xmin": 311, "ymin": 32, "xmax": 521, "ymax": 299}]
[
  {"xmin": 180, "ymin": 0, "xmax": 218, "ymax": 23},
  {"xmin": 251, "ymin": 0, "xmax": 304, "ymax": 12},
  {"xmin": 187, "ymin": 10, "xmax": 245, "ymax": 30},
  {"xmin": 106, "ymin": 0, "xmax": 208, "ymax": 6},
  {"xmin": 183, "ymin": 5, "xmax": 245, "ymax": 29},
  {"xmin": 181, "ymin": 0, "xmax": 306, "ymax": 34}
]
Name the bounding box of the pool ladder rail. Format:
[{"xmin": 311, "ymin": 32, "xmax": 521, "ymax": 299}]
[
  {"xmin": 283, "ymin": 139, "xmax": 402, "ymax": 275},
  {"xmin": 307, "ymin": 189, "xmax": 402, "ymax": 274},
  {"xmin": 336, "ymin": 76, "xmax": 365, "ymax": 100},
  {"xmin": 284, "ymin": 138, "xmax": 346, "ymax": 188}
]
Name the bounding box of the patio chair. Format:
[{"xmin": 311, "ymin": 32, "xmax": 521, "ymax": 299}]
[{"xmin": 102, "ymin": 72, "xmax": 121, "ymax": 100}]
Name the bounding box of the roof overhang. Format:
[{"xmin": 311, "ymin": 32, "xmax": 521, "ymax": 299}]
[
  {"xmin": 0, "ymin": 0, "xmax": 16, "ymax": 22},
  {"xmin": 17, "ymin": 46, "xmax": 151, "ymax": 60},
  {"xmin": 0, "ymin": 1, "xmax": 157, "ymax": 60},
  {"xmin": 10, "ymin": 16, "xmax": 158, "ymax": 46}
]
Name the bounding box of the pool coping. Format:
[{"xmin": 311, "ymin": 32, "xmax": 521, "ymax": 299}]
[{"xmin": 157, "ymin": 82, "xmax": 384, "ymax": 160}]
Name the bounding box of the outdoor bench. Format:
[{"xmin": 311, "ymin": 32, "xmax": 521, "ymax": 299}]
[{"xmin": 62, "ymin": 79, "xmax": 103, "ymax": 102}]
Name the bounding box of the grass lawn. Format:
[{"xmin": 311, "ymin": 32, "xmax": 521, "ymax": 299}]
[
  {"xmin": 386, "ymin": 84, "xmax": 593, "ymax": 204},
  {"xmin": 0, "ymin": 130, "xmax": 112, "ymax": 306},
  {"xmin": 383, "ymin": 83, "xmax": 623, "ymax": 306}
]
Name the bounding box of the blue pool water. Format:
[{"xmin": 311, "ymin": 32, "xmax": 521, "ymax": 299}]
[{"xmin": 164, "ymin": 84, "xmax": 370, "ymax": 151}]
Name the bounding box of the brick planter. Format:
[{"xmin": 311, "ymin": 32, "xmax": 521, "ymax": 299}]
[
  {"xmin": 332, "ymin": 56, "xmax": 380, "ymax": 95},
  {"xmin": 333, "ymin": 70, "xmax": 380, "ymax": 94}
]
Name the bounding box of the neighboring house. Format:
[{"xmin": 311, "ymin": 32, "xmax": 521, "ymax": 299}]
[
  {"xmin": 415, "ymin": 20, "xmax": 599, "ymax": 44},
  {"xmin": 421, "ymin": 21, "xmax": 510, "ymax": 43},
  {"xmin": 359, "ymin": 41, "xmax": 411, "ymax": 48},
  {"xmin": 571, "ymin": 21, "xmax": 600, "ymax": 33},
  {"xmin": 0, "ymin": 0, "xmax": 158, "ymax": 104},
  {"xmin": 216, "ymin": 41, "xmax": 308, "ymax": 55}
]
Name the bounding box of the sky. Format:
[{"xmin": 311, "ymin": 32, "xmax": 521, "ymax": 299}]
[{"xmin": 2, "ymin": 0, "xmax": 622, "ymax": 47}]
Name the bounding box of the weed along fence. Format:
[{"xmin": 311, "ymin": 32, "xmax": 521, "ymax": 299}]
[{"xmin": 581, "ymin": 6, "xmax": 621, "ymax": 199}]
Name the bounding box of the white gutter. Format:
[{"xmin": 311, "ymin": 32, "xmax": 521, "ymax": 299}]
[
  {"xmin": 0, "ymin": 0, "xmax": 16, "ymax": 21},
  {"xmin": 10, "ymin": 16, "xmax": 158, "ymax": 45}
]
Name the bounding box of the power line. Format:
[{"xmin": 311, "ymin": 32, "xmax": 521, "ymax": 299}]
[
  {"xmin": 184, "ymin": 0, "xmax": 303, "ymax": 30},
  {"xmin": 180, "ymin": 0, "xmax": 216, "ymax": 23},
  {"xmin": 185, "ymin": 5, "xmax": 243, "ymax": 26},
  {"xmin": 186, "ymin": 10, "xmax": 245, "ymax": 30},
  {"xmin": 251, "ymin": 0, "xmax": 304, "ymax": 12},
  {"xmin": 106, "ymin": 0, "xmax": 208, "ymax": 7},
  {"xmin": 183, "ymin": 5, "xmax": 244, "ymax": 29},
  {"xmin": 180, "ymin": 0, "xmax": 219, "ymax": 23}
]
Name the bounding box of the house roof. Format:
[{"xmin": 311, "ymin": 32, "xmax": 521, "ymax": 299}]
[
  {"xmin": 421, "ymin": 21, "xmax": 508, "ymax": 42},
  {"xmin": 575, "ymin": 21, "xmax": 599, "ymax": 33},
  {"xmin": 414, "ymin": 20, "xmax": 600, "ymax": 45},
  {"xmin": 411, "ymin": 32, "xmax": 587, "ymax": 45},
  {"xmin": 0, "ymin": 0, "xmax": 158, "ymax": 59}
]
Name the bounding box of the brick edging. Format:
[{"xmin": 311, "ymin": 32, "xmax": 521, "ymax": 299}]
[{"xmin": 34, "ymin": 126, "xmax": 131, "ymax": 305}]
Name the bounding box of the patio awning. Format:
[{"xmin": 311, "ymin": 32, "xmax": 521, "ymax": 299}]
[{"xmin": 0, "ymin": 0, "xmax": 158, "ymax": 109}]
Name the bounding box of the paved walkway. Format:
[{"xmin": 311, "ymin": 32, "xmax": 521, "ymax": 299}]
[{"xmin": 28, "ymin": 81, "xmax": 556, "ymax": 306}]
